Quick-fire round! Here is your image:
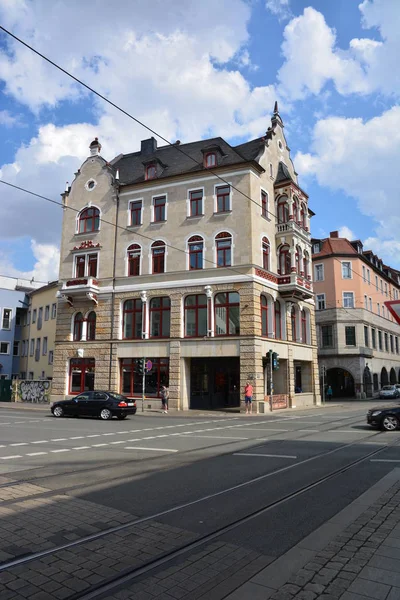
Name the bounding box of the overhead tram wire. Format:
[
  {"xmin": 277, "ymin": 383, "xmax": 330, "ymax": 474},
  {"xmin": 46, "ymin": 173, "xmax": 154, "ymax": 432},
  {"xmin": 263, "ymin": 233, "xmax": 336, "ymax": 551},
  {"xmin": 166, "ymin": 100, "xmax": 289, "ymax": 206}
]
[{"xmin": 1, "ymin": 26, "xmax": 398, "ymax": 301}]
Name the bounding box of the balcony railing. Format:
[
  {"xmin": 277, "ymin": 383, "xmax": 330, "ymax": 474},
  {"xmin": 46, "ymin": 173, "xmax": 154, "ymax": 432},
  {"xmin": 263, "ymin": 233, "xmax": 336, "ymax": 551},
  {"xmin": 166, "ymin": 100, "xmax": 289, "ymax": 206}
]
[
  {"xmin": 277, "ymin": 272, "xmax": 313, "ymax": 299},
  {"xmin": 276, "ymin": 221, "xmax": 311, "ymax": 239},
  {"xmin": 61, "ymin": 277, "xmax": 99, "ymax": 294}
]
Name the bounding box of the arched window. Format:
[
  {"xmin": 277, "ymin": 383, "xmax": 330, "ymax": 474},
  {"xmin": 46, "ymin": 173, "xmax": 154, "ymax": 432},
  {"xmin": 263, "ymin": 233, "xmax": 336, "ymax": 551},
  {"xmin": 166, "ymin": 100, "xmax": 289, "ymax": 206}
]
[
  {"xmin": 216, "ymin": 232, "xmax": 232, "ymax": 267},
  {"xmin": 127, "ymin": 244, "xmax": 141, "ymax": 276},
  {"xmin": 300, "ymin": 203, "xmax": 307, "ymax": 229},
  {"xmin": 78, "ymin": 207, "xmax": 100, "ymax": 234},
  {"xmin": 291, "ymin": 305, "xmax": 297, "ymax": 342},
  {"xmin": 261, "ymin": 295, "xmax": 268, "ymax": 337},
  {"xmin": 150, "ymin": 297, "xmax": 171, "ymax": 338},
  {"xmin": 151, "ymin": 241, "xmax": 166, "ymax": 274},
  {"xmin": 295, "ymin": 246, "xmax": 301, "ymax": 275},
  {"xmin": 262, "ymin": 237, "xmax": 270, "ymax": 271},
  {"xmin": 145, "ymin": 164, "xmax": 157, "ymax": 180},
  {"xmin": 277, "ymin": 197, "xmax": 289, "ymax": 224},
  {"xmin": 204, "ymin": 152, "xmax": 216, "ymax": 168},
  {"xmin": 275, "ymin": 301, "xmax": 281, "ymax": 340},
  {"xmin": 87, "ymin": 311, "xmax": 96, "ymax": 341},
  {"xmin": 279, "ymin": 245, "xmax": 291, "ymax": 275},
  {"xmin": 188, "ymin": 236, "xmax": 204, "ymax": 270},
  {"xmin": 215, "ymin": 292, "xmax": 240, "ymax": 336},
  {"xmin": 303, "ymin": 251, "xmax": 310, "ymax": 279},
  {"xmin": 73, "ymin": 312, "xmax": 84, "ymax": 341},
  {"xmin": 292, "ymin": 198, "xmax": 299, "ymax": 223},
  {"xmin": 123, "ymin": 299, "xmax": 143, "ymax": 339},
  {"xmin": 301, "ymin": 310, "xmax": 307, "ymax": 344},
  {"xmin": 185, "ymin": 294, "xmax": 207, "ymax": 337}
]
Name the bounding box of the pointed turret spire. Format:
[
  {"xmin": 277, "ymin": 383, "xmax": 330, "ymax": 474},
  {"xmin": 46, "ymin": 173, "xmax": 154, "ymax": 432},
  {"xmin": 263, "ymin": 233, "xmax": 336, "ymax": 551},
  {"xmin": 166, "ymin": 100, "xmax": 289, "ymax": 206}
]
[
  {"xmin": 273, "ymin": 100, "xmax": 279, "ymax": 114},
  {"xmin": 271, "ymin": 101, "xmax": 283, "ymax": 127}
]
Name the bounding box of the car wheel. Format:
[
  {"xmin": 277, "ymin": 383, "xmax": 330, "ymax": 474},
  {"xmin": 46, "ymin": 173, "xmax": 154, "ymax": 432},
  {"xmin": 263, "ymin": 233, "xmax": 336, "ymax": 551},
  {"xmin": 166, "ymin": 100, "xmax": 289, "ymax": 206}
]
[
  {"xmin": 53, "ymin": 406, "xmax": 64, "ymax": 418},
  {"xmin": 100, "ymin": 408, "xmax": 112, "ymax": 420},
  {"xmin": 117, "ymin": 415, "xmax": 127, "ymax": 420},
  {"xmin": 382, "ymin": 415, "xmax": 399, "ymax": 431}
]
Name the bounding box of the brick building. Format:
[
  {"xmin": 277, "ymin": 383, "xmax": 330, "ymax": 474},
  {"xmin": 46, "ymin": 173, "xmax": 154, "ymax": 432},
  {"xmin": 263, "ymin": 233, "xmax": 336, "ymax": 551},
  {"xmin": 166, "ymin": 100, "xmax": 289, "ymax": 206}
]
[{"xmin": 52, "ymin": 105, "xmax": 320, "ymax": 411}]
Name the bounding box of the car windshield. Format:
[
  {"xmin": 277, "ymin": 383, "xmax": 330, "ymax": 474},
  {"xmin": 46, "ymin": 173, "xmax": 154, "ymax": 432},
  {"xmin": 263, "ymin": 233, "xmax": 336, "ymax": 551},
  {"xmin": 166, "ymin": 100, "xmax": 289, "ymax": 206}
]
[{"xmin": 382, "ymin": 386, "xmax": 394, "ymax": 390}]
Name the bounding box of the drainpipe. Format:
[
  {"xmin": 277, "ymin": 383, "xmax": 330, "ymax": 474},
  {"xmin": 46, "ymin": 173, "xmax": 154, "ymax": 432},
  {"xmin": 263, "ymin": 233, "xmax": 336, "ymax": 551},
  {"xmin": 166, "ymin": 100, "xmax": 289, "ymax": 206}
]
[{"xmin": 108, "ymin": 172, "xmax": 120, "ymax": 389}]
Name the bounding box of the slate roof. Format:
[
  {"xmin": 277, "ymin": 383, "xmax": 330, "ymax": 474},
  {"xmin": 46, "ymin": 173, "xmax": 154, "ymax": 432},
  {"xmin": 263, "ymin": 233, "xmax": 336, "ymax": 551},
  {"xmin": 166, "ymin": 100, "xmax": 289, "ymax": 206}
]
[
  {"xmin": 113, "ymin": 136, "xmax": 264, "ymax": 185},
  {"xmin": 275, "ymin": 161, "xmax": 294, "ymax": 184}
]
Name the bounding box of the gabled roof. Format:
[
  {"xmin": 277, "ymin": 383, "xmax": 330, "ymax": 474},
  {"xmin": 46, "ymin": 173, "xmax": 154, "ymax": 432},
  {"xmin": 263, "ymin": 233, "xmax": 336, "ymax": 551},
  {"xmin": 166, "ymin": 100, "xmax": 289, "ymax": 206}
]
[
  {"xmin": 113, "ymin": 136, "xmax": 264, "ymax": 185},
  {"xmin": 275, "ymin": 161, "xmax": 294, "ymax": 184},
  {"xmin": 313, "ymin": 237, "xmax": 358, "ymax": 258}
]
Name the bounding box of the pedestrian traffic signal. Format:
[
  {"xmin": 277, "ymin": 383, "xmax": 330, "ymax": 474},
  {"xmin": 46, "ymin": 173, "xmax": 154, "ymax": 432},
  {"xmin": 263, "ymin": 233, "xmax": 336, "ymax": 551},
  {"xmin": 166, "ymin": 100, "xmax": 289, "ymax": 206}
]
[{"xmin": 272, "ymin": 352, "xmax": 279, "ymax": 370}]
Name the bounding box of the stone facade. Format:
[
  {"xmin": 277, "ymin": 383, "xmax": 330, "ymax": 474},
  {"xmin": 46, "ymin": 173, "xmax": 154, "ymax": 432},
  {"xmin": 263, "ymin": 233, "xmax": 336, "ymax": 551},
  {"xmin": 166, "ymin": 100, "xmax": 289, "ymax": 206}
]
[{"xmin": 52, "ymin": 107, "xmax": 320, "ymax": 411}]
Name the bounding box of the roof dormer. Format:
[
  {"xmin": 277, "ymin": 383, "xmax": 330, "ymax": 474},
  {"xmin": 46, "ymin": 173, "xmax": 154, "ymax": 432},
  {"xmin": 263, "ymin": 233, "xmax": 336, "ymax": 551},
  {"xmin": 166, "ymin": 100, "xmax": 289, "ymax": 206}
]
[
  {"xmin": 201, "ymin": 144, "xmax": 226, "ymax": 169},
  {"xmin": 142, "ymin": 157, "xmax": 166, "ymax": 181}
]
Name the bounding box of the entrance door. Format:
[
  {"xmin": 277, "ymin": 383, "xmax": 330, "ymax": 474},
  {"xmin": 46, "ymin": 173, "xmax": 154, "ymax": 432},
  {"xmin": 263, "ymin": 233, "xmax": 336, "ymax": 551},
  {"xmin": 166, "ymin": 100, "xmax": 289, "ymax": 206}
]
[{"xmin": 190, "ymin": 358, "xmax": 240, "ymax": 410}]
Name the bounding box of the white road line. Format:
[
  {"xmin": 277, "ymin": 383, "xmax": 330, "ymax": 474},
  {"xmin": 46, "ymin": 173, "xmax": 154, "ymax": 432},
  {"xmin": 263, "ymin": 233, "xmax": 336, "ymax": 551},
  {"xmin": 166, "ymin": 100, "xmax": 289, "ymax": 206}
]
[
  {"xmin": 51, "ymin": 438, "xmax": 67, "ymax": 441},
  {"xmin": 10, "ymin": 442, "xmax": 28, "ymax": 446},
  {"xmin": 335, "ymin": 430, "xmax": 364, "ymax": 433},
  {"xmin": 370, "ymin": 459, "xmax": 400, "ymax": 463},
  {"xmin": 181, "ymin": 434, "xmax": 249, "ymax": 440},
  {"xmin": 86, "ymin": 434, "xmax": 101, "ymax": 438},
  {"xmin": 102, "ymin": 433, "xmax": 115, "ymax": 436},
  {"xmin": 92, "ymin": 443, "xmax": 108, "ymax": 447},
  {"xmin": 0, "ymin": 455, "xmax": 22, "ymax": 460},
  {"xmin": 26, "ymin": 452, "xmax": 48, "ymax": 457},
  {"xmin": 234, "ymin": 453, "xmax": 297, "ymax": 459},
  {"xmin": 298, "ymin": 429, "xmax": 319, "ymax": 433},
  {"xmin": 124, "ymin": 447, "xmax": 178, "ymax": 453},
  {"xmin": 234, "ymin": 427, "xmax": 289, "ymax": 432},
  {"xmin": 0, "ymin": 445, "xmax": 5, "ymax": 448},
  {"xmin": 110, "ymin": 441, "xmax": 125, "ymax": 445},
  {"xmin": 72, "ymin": 446, "xmax": 90, "ymax": 450},
  {"xmin": 50, "ymin": 449, "xmax": 70, "ymax": 453},
  {"xmin": 70, "ymin": 436, "xmax": 84, "ymax": 440},
  {"xmin": 31, "ymin": 440, "xmax": 48, "ymax": 444}
]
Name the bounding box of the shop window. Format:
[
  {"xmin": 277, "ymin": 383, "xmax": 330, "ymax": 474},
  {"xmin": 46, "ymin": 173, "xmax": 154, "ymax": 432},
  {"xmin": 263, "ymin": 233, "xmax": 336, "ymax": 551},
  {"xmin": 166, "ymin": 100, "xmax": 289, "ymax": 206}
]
[
  {"xmin": 121, "ymin": 358, "xmax": 169, "ymax": 397},
  {"xmin": 69, "ymin": 358, "xmax": 95, "ymax": 394}
]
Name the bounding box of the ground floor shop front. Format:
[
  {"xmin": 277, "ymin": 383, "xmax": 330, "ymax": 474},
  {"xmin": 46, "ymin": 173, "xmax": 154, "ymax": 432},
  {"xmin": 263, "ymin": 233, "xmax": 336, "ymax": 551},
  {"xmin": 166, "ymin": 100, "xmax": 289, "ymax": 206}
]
[{"xmin": 52, "ymin": 337, "xmax": 320, "ymax": 411}]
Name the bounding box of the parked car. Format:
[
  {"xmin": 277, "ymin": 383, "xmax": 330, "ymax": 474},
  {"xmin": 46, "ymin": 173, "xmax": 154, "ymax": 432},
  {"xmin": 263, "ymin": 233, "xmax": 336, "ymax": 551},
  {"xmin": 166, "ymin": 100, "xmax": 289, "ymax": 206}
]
[
  {"xmin": 51, "ymin": 391, "xmax": 137, "ymax": 420},
  {"xmin": 379, "ymin": 385, "xmax": 400, "ymax": 400},
  {"xmin": 367, "ymin": 405, "xmax": 400, "ymax": 431}
]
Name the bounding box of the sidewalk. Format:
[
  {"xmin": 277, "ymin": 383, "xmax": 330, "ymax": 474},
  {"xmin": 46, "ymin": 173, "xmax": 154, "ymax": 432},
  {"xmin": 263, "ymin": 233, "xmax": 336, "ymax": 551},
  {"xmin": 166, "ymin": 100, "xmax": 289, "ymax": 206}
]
[{"xmin": 225, "ymin": 468, "xmax": 400, "ymax": 600}]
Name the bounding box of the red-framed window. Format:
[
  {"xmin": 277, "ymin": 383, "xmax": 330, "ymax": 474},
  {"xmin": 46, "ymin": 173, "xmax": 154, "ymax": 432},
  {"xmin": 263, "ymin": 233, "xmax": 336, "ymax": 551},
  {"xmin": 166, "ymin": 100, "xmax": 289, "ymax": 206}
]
[
  {"xmin": 151, "ymin": 241, "xmax": 165, "ymax": 274},
  {"xmin": 291, "ymin": 306, "xmax": 297, "ymax": 342},
  {"xmin": 73, "ymin": 312, "xmax": 84, "ymax": 341},
  {"xmin": 216, "ymin": 185, "xmax": 230, "ymax": 212},
  {"xmin": 301, "ymin": 310, "xmax": 307, "ymax": 344},
  {"xmin": 146, "ymin": 164, "xmax": 157, "ymax": 180},
  {"xmin": 123, "ymin": 299, "xmax": 143, "ymax": 339},
  {"xmin": 261, "ymin": 190, "xmax": 268, "ymax": 218},
  {"xmin": 130, "ymin": 201, "xmax": 142, "ymax": 226},
  {"xmin": 279, "ymin": 245, "xmax": 291, "ymax": 275},
  {"xmin": 204, "ymin": 152, "xmax": 216, "ymax": 168},
  {"xmin": 120, "ymin": 357, "xmax": 169, "ymax": 398},
  {"xmin": 75, "ymin": 255, "xmax": 86, "ymax": 278},
  {"xmin": 188, "ymin": 235, "xmax": 204, "ymax": 270},
  {"xmin": 216, "ymin": 232, "xmax": 232, "ymax": 267},
  {"xmin": 153, "ymin": 196, "xmax": 166, "ymax": 222},
  {"xmin": 295, "ymin": 248, "xmax": 301, "ymax": 275},
  {"xmin": 215, "ymin": 292, "xmax": 240, "ymax": 336},
  {"xmin": 78, "ymin": 207, "xmax": 100, "ymax": 233},
  {"xmin": 301, "ymin": 203, "xmax": 307, "ymax": 228},
  {"xmin": 88, "ymin": 254, "xmax": 98, "ymax": 277},
  {"xmin": 184, "ymin": 294, "xmax": 207, "ymax": 337},
  {"xmin": 262, "ymin": 237, "xmax": 270, "ymax": 271},
  {"xmin": 303, "ymin": 252, "xmax": 309, "ymax": 278},
  {"xmin": 189, "ymin": 190, "xmax": 203, "ymax": 216},
  {"xmin": 275, "ymin": 301, "xmax": 282, "ymax": 340},
  {"xmin": 149, "ymin": 297, "xmax": 171, "ymax": 338},
  {"xmin": 87, "ymin": 311, "xmax": 96, "ymax": 341},
  {"xmin": 277, "ymin": 198, "xmax": 289, "ymax": 223},
  {"xmin": 69, "ymin": 358, "xmax": 95, "ymax": 394},
  {"xmin": 127, "ymin": 244, "xmax": 141, "ymax": 276},
  {"xmin": 261, "ymin": 295, "xmax": 268, "ymax": 336},
  {"xmin": 293, "ymin": 199, "xmax": 299, "ymax": 222}
]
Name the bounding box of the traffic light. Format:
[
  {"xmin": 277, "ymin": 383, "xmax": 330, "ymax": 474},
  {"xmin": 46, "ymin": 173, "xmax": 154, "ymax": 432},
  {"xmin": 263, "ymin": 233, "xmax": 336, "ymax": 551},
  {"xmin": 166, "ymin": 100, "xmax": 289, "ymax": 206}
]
[
  {"xmin": 137, "ymin": 358, "xmax": 145, "ymax": 377},
  {"xmin": 272, "ymin": 352, "xmax": 279, "ymax": 371}
]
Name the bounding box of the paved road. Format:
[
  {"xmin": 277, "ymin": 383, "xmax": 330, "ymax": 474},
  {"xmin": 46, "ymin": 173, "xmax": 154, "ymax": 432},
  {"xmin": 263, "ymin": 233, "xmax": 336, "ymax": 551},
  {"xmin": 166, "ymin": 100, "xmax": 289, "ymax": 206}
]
[{"xmin": 0, "ymin": 403, "xmax": 399, "ymax": 599}]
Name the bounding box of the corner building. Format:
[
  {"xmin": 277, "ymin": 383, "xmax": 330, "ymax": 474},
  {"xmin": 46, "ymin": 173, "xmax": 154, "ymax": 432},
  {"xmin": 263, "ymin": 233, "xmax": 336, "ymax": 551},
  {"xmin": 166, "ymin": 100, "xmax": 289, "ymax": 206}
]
[{"xmin": 52, "ymin": 106, "xmax": 320, "ymax": 411}]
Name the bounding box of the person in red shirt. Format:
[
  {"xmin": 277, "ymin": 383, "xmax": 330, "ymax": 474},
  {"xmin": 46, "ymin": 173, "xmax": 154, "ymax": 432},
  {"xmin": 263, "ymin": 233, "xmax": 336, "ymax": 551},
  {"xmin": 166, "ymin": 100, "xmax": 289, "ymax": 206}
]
[{"xmin": 244, "ymin": 382, "xmax": 253, "ymax": 415}]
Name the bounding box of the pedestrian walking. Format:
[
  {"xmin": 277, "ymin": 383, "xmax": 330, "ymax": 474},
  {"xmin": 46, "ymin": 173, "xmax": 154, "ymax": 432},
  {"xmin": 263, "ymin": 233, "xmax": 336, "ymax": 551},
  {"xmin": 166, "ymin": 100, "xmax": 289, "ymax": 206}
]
[
  {"xmin": 160, "ymin": 385, "xmax": 169, "ymax": 414},
  {"xmin": 327, "ymin": 385, "xmax": 333, "ymax": 400},
  {"xmin": 244, "ymin": 381, "xmax": 253, "ymax": 415}
]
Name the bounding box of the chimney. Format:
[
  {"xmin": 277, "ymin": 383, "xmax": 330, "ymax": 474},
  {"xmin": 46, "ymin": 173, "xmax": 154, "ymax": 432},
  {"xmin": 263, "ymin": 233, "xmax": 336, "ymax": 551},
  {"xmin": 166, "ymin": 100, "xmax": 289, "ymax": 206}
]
[
  {"xmin": 141, "ymin": 137, "xmax": 157, "ymax": 155},
  {"xmin": 330, "ymin": 231, "xmax": 339, "ymax": 238},
  {"xmin": 89, "ymin": 137, "xmax": 101, "ymax": 156}
]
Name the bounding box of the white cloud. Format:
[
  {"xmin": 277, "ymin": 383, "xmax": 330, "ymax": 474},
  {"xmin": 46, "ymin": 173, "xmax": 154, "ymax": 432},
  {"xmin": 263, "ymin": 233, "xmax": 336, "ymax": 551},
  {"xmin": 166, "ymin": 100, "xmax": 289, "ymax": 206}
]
[
  {"xmin": 278, "ymin": 2, "xmax": 400, "ymax": 101},
  {"xmin": 338, "ymin": 226, "xmax": 356, "ymax": 241},
  {"xmin": 295, "ymin": 106, "xmax": 400, "ymax": 267},
  {"xmin": 363, "ymin": 237, "xmax": 400, "ymax": 266},
  {"xmin": 0, "ymin": 110, "xmax": 22, "ymax": 127},
  {"xmin": 0, "ymin": 240, "xmax": 60, "ymax": 282},
  {"xmin": 266, "ymin": 0, "xmax": 292, "ymax": 21}
]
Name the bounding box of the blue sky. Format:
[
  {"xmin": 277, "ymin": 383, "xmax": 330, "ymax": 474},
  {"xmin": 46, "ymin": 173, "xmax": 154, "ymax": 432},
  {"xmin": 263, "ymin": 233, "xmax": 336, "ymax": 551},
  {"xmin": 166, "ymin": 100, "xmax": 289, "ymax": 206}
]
[{"xmin": 0, "ymin": 0, "xmax": 399, "ymax": 280}]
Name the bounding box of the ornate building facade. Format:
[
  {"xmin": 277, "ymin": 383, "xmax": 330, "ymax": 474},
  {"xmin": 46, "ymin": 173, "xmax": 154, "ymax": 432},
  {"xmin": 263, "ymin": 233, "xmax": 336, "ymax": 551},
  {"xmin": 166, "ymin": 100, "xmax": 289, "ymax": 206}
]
[{"xmin": 52, "ymin": 105, "xmax": 320, "ymax": 411}]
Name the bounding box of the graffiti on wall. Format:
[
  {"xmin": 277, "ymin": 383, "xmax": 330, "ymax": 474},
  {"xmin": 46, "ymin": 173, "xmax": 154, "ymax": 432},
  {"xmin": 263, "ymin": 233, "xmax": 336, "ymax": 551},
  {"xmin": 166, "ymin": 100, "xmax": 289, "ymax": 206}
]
[{"xmin": 19, "ymin": 380, "xmax": 51, "ymax": 403}]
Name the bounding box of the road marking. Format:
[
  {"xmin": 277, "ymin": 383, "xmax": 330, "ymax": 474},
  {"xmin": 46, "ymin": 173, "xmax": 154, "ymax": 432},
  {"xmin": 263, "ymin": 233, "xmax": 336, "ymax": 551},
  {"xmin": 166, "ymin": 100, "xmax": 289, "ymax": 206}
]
[
  {"xmin": 182, "ymin": 434, "xmax": 249, "ymax": 440},
  {"xmin": 124, "ymin": 446, "xmax": 178, "ymax": 453},
  {"xmin": 10, "ymin": 442, "xmax": 28, "ymax": 446},
  {"xmin": 0, "ymin": 455, "xmax": 22, "ymax": 460},
  {"xmin": 370, "ymin": 459, "xmax": 400, "ymax": 463},
  {"xmin": 92, "ymin": 443, "xmax": 108, "ymax": 447},
  {"xmin": 235, "ymin": 427, "xmax": 289, "ymax": 432},
  {"xmin": 50, "ymin": 449, "xmax": 70, "ymax": 453},
  {"xmin": 86, "ymin": 434, "xmax": 101, "ymax": 438},
  {"xmin": 51, "ymin": 438, "xmax": 67, "ymax": 441},
  {"xmin": 70, "ymin": 436, "xmax": 84, "ymax": 440},
  {"xmin": 234, "ymin": 453, "xmax": 297, "ymax": 459},
  {"xmin": 335, "ymin": 430, "xmax": 365, "ymax": 433},
  {"xmin": 110, "ymin": 441, "xmax": 125, "ymax": 445},
  {"xmin": 72, "ymin": 446, "xmax": 90, "ymax": 450},
  {"xmin": 31, "ymin": 440, "xmax": 48, "ymax": 444},
  {"xmin": 26, "ymin": 452, "xmax": 48, "ymax": 457},
  {"xmin": 298, "ymin": 429, "xmax": 319, "ymax": 433}
]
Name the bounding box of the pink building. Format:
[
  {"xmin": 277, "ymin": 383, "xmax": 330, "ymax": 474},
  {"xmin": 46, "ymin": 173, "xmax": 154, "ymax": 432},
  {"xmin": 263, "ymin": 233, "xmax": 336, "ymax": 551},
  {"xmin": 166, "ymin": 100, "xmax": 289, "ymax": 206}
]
[{"xmin": 312, "ymin": 231, "xmax": 400, "ymax": 397}]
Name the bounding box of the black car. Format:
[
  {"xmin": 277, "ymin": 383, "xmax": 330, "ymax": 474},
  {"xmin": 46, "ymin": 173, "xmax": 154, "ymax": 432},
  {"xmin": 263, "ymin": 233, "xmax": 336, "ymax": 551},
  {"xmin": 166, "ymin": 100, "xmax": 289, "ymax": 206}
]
[
  {"xmin": 51, "ymin": 391, "xmax": 137, "ymax": 420},
  {"xmin": 367, "ymin": 405, "xmax": 400, "ymax": 431}
]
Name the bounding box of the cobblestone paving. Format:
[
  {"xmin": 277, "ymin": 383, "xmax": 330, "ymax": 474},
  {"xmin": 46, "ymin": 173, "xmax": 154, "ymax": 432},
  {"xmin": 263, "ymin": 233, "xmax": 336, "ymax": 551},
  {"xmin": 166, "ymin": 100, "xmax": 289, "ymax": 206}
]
[
  {"xmin": 0, "ymin": 491, "xmax": 135, "ymax": 563},
  {"xmin": 270, "ymin": 481, "xmax": 400, "ymax": 600}
]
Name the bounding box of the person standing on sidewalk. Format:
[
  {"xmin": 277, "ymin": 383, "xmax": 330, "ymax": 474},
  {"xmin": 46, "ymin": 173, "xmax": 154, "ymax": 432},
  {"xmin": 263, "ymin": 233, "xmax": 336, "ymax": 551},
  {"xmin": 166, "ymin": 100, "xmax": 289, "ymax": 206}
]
[
  {"xmin": 327, "ymin": 385, "xmax": 333, "ymax": 401},
  {"xmin": 244, "ymin": 382, "xmax": 253, "ymax": 415},
  {"xmin": 160, "ymin": 385, "xmax": 169, "ymax": 414}
]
